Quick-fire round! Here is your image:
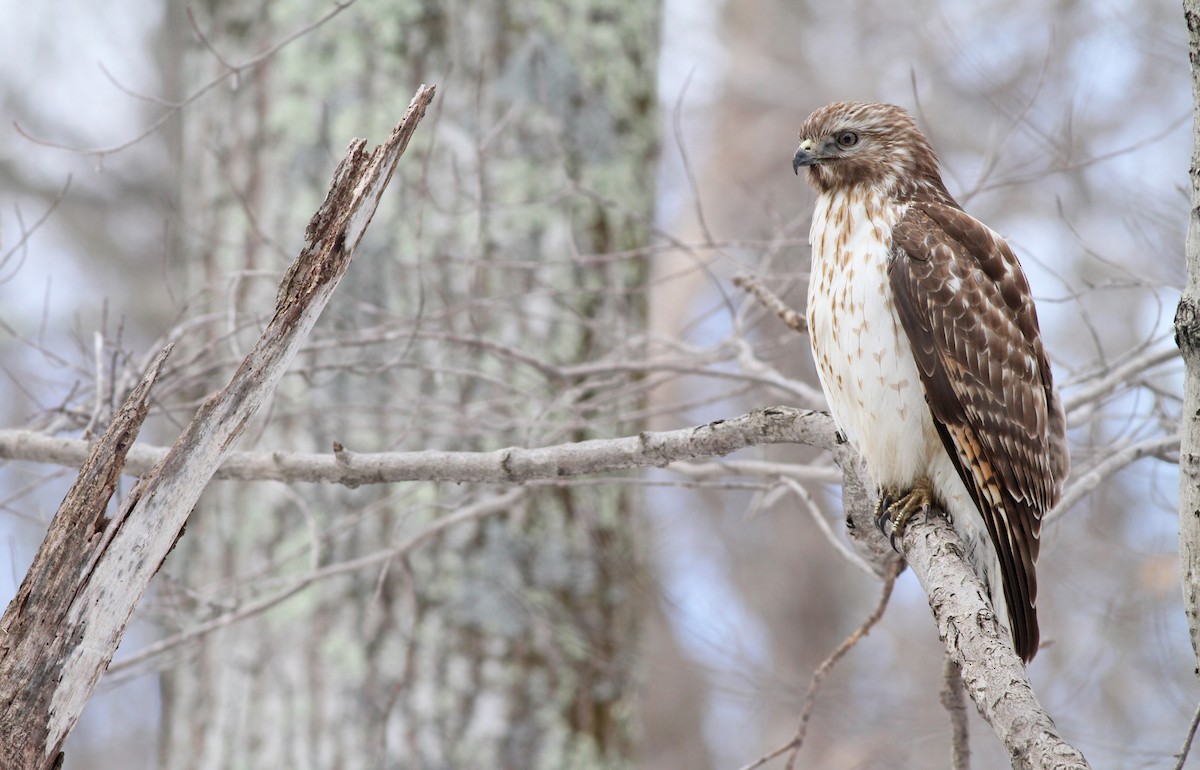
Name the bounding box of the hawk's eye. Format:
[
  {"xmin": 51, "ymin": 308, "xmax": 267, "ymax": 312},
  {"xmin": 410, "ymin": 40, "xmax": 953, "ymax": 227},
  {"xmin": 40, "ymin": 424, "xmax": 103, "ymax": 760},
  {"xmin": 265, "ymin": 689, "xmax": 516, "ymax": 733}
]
[{"xmin": 836, "ymin": 131, "xmax": 859, "ymax": 148}]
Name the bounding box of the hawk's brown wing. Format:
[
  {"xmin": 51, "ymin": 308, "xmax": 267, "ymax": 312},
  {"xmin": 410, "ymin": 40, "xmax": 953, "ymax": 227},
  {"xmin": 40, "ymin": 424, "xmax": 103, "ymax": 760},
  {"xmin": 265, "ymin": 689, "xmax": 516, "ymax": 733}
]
[{"xmin": 888, "ymin": 203, "xmax": 1068, "ymax": 662}]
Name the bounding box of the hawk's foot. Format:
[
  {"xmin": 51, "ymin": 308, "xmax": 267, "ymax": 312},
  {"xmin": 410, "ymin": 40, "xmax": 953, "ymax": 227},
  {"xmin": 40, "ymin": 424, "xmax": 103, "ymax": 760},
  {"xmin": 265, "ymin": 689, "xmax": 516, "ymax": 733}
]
[{"xmin": 874, "ymin": 479, "xmax": 936, "ymax": 551}]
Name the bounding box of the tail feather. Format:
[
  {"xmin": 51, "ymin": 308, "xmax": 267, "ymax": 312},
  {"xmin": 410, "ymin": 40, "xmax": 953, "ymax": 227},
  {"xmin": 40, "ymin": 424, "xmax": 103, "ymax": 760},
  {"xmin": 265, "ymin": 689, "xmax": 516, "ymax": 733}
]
[{"xmin": 930, "ymin": 446, "xmax": 1039, "ymax": 662}]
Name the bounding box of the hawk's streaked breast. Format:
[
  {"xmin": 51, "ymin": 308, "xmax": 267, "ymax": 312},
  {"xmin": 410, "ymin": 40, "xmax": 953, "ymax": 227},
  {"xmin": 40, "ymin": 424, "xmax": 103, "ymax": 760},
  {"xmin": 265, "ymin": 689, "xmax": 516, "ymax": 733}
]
[{"xmin": 807, "ymin": 189, "xmax": 934, "ymax": 485}]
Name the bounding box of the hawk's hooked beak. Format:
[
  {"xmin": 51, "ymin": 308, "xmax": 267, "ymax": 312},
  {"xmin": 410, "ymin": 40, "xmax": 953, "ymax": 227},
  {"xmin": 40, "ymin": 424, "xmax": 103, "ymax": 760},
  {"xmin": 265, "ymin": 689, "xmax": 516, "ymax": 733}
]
[{"xmin": 792, "ymin": 139, "xmax": 818, "ymax": 175}]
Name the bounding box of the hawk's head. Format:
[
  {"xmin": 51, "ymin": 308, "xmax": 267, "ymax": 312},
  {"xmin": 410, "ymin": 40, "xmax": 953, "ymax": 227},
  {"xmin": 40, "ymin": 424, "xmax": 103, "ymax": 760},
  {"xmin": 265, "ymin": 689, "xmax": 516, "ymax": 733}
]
[{"xmin": 793, "ymin": 101, "xmax": 948, "ymax": 200}]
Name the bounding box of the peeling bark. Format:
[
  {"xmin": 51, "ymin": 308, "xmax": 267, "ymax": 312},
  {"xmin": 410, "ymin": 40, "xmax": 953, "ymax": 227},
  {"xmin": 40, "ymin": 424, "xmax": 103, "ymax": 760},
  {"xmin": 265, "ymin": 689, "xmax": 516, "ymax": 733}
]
[
  {"xmin": 0, "ymin": 346, "xmax": 170, "ymax": 770},
  {"xmin": 0, "ymin": 87, "xmax": 434, "ymax": 769}
]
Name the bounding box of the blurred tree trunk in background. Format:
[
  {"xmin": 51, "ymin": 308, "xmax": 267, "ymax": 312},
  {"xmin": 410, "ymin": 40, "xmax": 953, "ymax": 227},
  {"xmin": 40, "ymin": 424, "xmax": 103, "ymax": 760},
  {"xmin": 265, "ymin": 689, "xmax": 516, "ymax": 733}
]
[{"xmin": 159, "ymin": 2, "xmax": 660, "ymax": 767}]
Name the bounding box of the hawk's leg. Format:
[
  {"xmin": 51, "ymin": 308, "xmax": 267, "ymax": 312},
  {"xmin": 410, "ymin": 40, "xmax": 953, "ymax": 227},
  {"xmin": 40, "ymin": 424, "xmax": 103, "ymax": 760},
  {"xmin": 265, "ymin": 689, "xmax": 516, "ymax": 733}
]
[{"xmin": 874, "ymin": 478, "xmax": 936, "ymax": 551}]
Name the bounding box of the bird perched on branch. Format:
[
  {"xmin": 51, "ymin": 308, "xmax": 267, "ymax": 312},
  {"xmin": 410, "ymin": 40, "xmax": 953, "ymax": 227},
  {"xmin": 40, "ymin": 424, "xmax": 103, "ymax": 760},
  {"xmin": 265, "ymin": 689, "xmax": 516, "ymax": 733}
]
[{"xmin": 792, "ymin": 101, "xmax": 1068, "ymax": 662}]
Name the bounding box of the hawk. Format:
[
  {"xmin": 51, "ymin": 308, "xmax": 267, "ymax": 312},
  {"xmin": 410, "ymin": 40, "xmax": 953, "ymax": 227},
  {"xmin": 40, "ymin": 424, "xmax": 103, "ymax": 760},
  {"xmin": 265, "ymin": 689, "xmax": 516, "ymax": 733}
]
[{"xmin": 792, "ymin": 102, "xmax": 1069, "ymax": 662}]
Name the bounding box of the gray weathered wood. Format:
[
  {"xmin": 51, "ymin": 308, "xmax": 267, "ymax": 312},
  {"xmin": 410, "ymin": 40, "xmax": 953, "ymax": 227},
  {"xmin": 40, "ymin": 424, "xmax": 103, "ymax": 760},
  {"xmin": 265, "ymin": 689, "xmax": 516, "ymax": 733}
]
[
  {"xmin": 0, "ymin": 85, "xmax": 434, "ymax": 769},
  {"xmin": 896, "ymin": 514, "xmax": 1090, "ymax": 770},
  {"xmin": 0, "ymin": 345, "xmax": 171, "ymax": 770}
]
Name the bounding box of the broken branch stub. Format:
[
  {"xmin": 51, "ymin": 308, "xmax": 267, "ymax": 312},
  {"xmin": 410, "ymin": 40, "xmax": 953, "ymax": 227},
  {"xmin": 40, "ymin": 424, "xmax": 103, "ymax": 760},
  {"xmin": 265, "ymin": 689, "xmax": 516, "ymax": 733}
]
[{"xmin": 0, "ymin": 84, "xmax": 436, "ymax": 770}]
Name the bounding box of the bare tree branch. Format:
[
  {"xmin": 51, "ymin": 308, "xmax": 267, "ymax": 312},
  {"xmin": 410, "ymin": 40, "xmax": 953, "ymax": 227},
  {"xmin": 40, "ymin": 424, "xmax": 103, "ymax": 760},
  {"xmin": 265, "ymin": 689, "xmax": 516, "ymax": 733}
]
[
  {"xmin": 106, "ymin": 488, "xmax": 527, "ymax": 680},
  {"xmin": 780, "ymin": 475, "xmax": 877, "ymax": 577},
  {"xmin": 1048, "ymin": 434, "xmax": 1178, "ymax": 524},
  {"xmin": 0, "ymin": 344, "xmax": 170, "ymax": 770},
  {"xmin": 942, "ymin": 656, "xmax": 970, "ymax": 770},
  {"xmin": 735, "ymin": 558, "xmax": 902, "ymax": 770},
  {"xmin": 732, "ymin": 272, "xmax": 808, "ymax": 334},
  {"xmin": 0, "ymin": 85, "xmax": 436, "ymax": 768},
  {"xmin": 1174, "ymin": 701, "xmax": 1200, "ymax": 770},
  {"xmin": 11, "ymin": 0, "xmax": 359, "ymax": 157},
  {"xmin": 0, "ymin": 407, "xmax": 837, "ymax": 486},
  {"xmin": 1061, "ymin": 346, "xmax": 1178, "ymax": 416},
  {"xmin": 895, "ymin": 512, "xmax": 1090, "ymax": 770},
  {"xmin": 0, "ymin": 398, "xmax": 1095, "ymax": 767}
]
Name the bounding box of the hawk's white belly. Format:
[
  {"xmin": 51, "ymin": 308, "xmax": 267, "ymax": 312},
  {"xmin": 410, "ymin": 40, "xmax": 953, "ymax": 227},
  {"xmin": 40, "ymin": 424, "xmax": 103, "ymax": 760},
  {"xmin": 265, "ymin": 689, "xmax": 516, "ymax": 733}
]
[
  {"xmin": 806, "ymin": 190, "xmax": 940, "ymax": 486},
  {"xmin": 805, "ymin": 189, "xmax": 1002, "ymax": 618}
]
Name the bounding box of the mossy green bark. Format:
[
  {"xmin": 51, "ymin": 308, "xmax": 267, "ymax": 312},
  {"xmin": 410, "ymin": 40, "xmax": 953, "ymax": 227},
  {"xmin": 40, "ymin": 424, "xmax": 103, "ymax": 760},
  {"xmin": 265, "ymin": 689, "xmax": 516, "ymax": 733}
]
[{"xmin": 162, "ymin": 1, "xmax": 660, "ymax": 767}]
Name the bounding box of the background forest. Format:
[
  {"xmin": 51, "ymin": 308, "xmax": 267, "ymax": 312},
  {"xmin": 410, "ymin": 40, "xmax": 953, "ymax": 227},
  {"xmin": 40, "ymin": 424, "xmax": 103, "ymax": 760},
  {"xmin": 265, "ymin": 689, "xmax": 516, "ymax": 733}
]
[{"xmin": 0, "ymin": 0, "xmax": 1189, "ymax": 768}]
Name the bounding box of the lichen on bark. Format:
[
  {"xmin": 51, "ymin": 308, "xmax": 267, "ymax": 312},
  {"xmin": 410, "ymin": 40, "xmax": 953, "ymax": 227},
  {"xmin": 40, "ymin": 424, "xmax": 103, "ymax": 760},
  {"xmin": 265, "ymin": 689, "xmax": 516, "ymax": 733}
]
[{"xmin": 161, "ymin": 1, "xmax": 661, "ymax": 767}]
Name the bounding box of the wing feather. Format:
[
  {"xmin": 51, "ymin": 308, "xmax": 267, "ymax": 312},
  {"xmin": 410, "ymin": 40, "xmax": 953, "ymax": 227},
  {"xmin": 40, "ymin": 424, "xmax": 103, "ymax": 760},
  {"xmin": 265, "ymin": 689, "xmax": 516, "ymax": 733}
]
[{"xmin": 888, "ymin": 203, "xmax": 1068, "ymax": 662}]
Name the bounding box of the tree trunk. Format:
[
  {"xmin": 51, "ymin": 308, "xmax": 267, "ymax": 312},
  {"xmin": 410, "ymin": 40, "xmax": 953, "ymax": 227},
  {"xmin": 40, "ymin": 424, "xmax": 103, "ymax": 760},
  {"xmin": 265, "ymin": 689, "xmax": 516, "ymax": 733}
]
[
  {"xmin": 1179, "ymin": 0, "xmax": 1200, "ymax": 674},
  {"xmin": 160, "ymin": 2, "xmax": 660, "ymax": 768}
]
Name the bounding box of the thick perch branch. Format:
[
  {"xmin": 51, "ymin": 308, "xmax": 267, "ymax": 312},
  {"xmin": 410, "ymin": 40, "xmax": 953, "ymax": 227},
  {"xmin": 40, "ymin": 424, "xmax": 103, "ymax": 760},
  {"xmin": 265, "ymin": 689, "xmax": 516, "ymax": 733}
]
[
  {"xmin": 896, "ymin": 513, "xmax": 1090, "ymax": 770},
  {"xmin": 0, "ymin": 84, "xmax": 436, "ymax": 769}
]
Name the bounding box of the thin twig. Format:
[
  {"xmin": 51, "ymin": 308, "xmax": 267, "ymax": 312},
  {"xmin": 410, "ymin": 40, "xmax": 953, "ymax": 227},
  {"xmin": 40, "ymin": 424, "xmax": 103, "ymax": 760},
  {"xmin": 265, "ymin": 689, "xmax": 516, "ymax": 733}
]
[
  {"xmin": 82, "ymin": 332, "xmax": 105, "ymax": 439},
  {"xmin": 186, "ymin": 7, "xmax": 237, "ymax": 75},
  {"xmin": 731, "ymin": 337, "xmax": 827, "ymax": 407},
  {"xmin": 1062, "ymin": 345, "xmax": 1178, "ymax": 416},
  {"xmin": 1047, "ymin": 433, "xmax": 1178, "ymax": 524},
  {"xmin": 0, "ymin": 176, "xmax": 72, "ymax": 284},
  {"xmin": 1173, "ymin": 701, "xmax": 1200, "ymax": 770},
  {"xmin": 779, "ymin": 476, "xmax": 876, "ymax": 577},
  {"xmin": 737, "ymin": 558, "xmax": 903, "ymax": 770},
  {"xmin": 107, "ymin": 488, "xmax": 525, "ymax": 679},
  {"xmin": 13, "ymin": 1, "xmax": 357, "ymax": 156},
  {"xmin": 941, "ymin": 655, "xmax": 970, "ymax": 770},
  {"xmin": 732, "ymin": 272, "xmax": 808, "ymax": 334},
  {"xmin": 671, "ymin": 68, "xmax": 714, "ymax": 246}
]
